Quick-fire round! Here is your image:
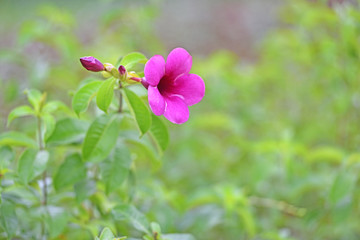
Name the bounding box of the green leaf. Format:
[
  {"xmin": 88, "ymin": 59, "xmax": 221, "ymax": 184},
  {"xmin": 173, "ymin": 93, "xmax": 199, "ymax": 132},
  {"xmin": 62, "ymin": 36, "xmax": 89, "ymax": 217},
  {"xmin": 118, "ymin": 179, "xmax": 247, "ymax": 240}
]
[
  {"xmin": 46, "ymin": 118, "xmax": 89, "ymax": 146},
  {"xmin": 0, "ymin": 201, "xmax": 18, "ymax": 238},
  {"xmin": 72, "ymin": 80, "xmax": 102, "ymax": 116},
  {"xmin": 123, "ymin": 88, "xmax": 151, "ymax": 136},
  {"xmin": 32, "ymin": 150, "xmax": 49, "ymax": 179},
  {"xmin": 150, "ymin": 115, "xmax": 169, "ymax": 152},
  {"xmin": 7, "ymin": 105, "xmax": 35, "ymax": 126},
  {"xmin": 54, "ymin": 153, "xmax": 86, "ymax": 190},
  {"xmin": 99, "ymin": 227, "xmax": 114, "ymax": 240},
  {"xmin": 42, "ymin": 100, "xmax": 70, "ymax": 114},
  {"xmin": 18, "ymin": 149, "xmax": 49, "ymax": 184},
  {"xmin": 0, "ymin": 131, "xmax": 37, "ymax": 148},
  {"xmin": 329, "ymin": 169, "xmax": 356, "ymax": 205},
  {"xmin": 43, "ymin": 113, "xmax": 56, "ymax": 140},
  {"xmin": 120, "ymin": 52, "xmax": 147, "ymax": 70},
  {"xmin": 0, "ymin": 146, "xmax": 14, "ymax": 169},
  {"xmin": 74, "ymin": 180, "xmax": 96, "ymax": 203},
  {"xmin": 101, "ymin": 143, "xmax": 132, "ymax": 194},
  {"xmin": 25, "ymin": 88, "xmax": 43, "ymax": 112},
  {"xmin": 96, "ymin": 78, "xmax": 116, "ymax": 113},
  {"xmin": 112, "ymin": 204, "xmax": 151, "ymax": 235},
  {"xmin": 45, "ymin": 206, "xmax": 69, "ymax": 238},
  {"xmin": 82, "ymin": 114, "xmax": 121, "ymax": 162}
]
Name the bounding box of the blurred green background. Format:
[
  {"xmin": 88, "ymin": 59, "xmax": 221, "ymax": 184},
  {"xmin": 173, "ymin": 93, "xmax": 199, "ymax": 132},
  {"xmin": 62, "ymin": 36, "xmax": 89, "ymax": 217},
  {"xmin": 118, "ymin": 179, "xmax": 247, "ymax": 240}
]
[{"xmin": 1, "ymin": 0, "xmax": 360, "ymax": 239}]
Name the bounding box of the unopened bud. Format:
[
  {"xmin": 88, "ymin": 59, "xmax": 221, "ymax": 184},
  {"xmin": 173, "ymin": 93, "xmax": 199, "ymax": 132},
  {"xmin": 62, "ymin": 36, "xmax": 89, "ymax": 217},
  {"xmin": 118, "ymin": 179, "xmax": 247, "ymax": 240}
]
[
  {"xmin": 118, "ymin": 65, "xmax": 127, "ymax": 82},
  {"xmin": 104, "ymin": 63, "xmax": 119, "ymax": 78},
  {"xmin": 80, "ymin": 56, "xmax": 104, "ymax": 72}
]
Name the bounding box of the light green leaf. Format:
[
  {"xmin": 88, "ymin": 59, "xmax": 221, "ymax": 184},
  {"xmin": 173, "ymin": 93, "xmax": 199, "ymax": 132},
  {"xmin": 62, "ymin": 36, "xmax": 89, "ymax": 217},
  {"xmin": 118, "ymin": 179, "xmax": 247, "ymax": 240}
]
[
  {"xmin": 96, "ymin": 78, "xmax": 116, "ymax": 113},
  {"xmin": 329, "ymin": 169, "xmax": 356, "ymax": 205},
  {"xmin": 123, "ymin": 88, "xmax": 151, "ymax": 136},
  {"xmin": 101, "ymin": 143, "xmax": 132, "ymax": 194},
  {"xmin": 18, "ymin": 149, "xmax": 49, "ymax": 184},
  {"xmin": 0, "ymin": 201, "xmax": 18, "ymax": 238},
  {"xmin": 25, "ymin": 88, "xmax": 43, "ymax": 112},
  {"xmin": 112, "ymin": 204, "xmax": 151, "ymax": 235},
  {"xmin": 0, "ymin": 131, "xmax": 37, "ymax": 148},
  {"xmin": 72, "ymin": 80, "xmax": 102, "ymax": 116},
  {"xmin": 74, "ymin": 180, "xmax": 96, "ymax": 203},
  {"xmin": 18, "ymin": 149, "xmax": 37, "ymax": 184},
  {"xmin": 99, "ymin": 227, "xmax": 114, "ymax": 240},
  {"xmin": 0, "ymin": 146, "xmax": 14, "ymax": 169},
  {"xmin": 45, "ymin": 206, "xmax": 69, "ymax": 238},
  {"xmin": 42, "ymin": 100, "xmax": 70, "ymax": 114},
  {"xmin": 31, "ymin": 150, "xmax": 49, "ymax": 180},
  {"xmin": 43, "ymin": 113, "xmax": 56, "ymax": 140},
  {"xmin": 120, "ymin": 52, "xmax": 147, "ymax": 70},
  {"xmin": 82, "ymin": 114, "xmax": 121, "ymax": 162},
  {"xmin": 7, "ymin": 105, "xmax": 35, "ymax": 126},
  {"xmin": 150, "ymin": 115, "xmax": 169, "ymax": 152},
  {"xmin": 46, "ymin": 118, "xmax": 89, "ymax": 146},
  {"xmin": 54, "ymin": 153, "xmax": 86, "ymax": 190}
]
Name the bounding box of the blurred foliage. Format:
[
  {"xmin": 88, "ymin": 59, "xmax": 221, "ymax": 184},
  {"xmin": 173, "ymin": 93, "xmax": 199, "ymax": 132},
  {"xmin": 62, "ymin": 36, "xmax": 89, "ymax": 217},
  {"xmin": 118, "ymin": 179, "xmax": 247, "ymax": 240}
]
[{"xmin": 1, "ymin": 0, "xmax": 360, "ymax": 240}]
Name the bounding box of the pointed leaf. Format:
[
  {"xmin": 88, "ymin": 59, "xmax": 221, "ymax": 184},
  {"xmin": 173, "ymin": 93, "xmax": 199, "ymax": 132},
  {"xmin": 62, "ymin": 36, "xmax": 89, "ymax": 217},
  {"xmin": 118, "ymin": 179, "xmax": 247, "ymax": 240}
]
[
  {"xmin": 72, "ymin": 80, "xmax": 102, "ymax": 116},
  {"xmin": 0, "ymin": 131, "xmax": 37, "ymax": 148},
  {"xmin": 54, "ymin": 153, "xmax": 86, "ymax": 190},
  {"xmin": 112, "ymin": 204, "xmax": 151, "ymax": 235},
  {"xmin": 150, "ymin": 114, "xmax": 169, "ymax": 152},
  {"xmin": 18, "ymin": 149, "xmax": 49, "ymax": 184},
  {"xmin": 120, "ymin": 52, "xmax": 147, "ymax": 70},
  {"xmin": 42, "ymin": 100, "xmax": 70, "ymax": 114},
  {"xmin": 7, "ymin": 105, "xmax": 35, "ymax": 126},
  {"xmin": 31, "ymin": 150, "xmax": 49, "ymax": 180},
  {"xmin": 101, "ymin": 143, "xmax": 132, "ymax": 194},
  {"xmin": 25, "ymin": 88, "xmax": 42, "ymax": 112},
  {"xmin": 46, "ymin": 118, "xmax": 89, "ymax": 146},
  {"xmin": 96, "ymin": 78, "xmax": 116, "ymax": 113},
  {"xmin": 99, "ymin": 227, "xmax": 114, "ymax": 240},
  {"xmin": 123, "ymin": 88, "xmax": 151, "ymax": 136},
  {"xmin": 82, "ymin": 114, "xmax": 121, "ymax": 162},
  {"xmin": 43, "ymin": 113, "xmax": 56, "ymax": 140}
]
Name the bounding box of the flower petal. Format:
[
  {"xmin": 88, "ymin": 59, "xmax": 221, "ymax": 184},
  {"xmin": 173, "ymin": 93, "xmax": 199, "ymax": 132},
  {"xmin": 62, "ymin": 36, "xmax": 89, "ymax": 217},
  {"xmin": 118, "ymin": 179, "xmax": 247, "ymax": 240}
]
[
  {"xmin": 148, "ymin": 86, "xmax": 165, "ymax": 116},
  {"xmin": 163, "ymin": 95, "xmax": 189, "ymax": 124},
  {"xmin": 172, "ymin": 74, "xmax": 205, "ymax": 106},
  {"xmin": 165, "ymin": 48, "xmax": 192, "ymax": 80},
  {"xmin": 144, "ymin": 55, "xmax": 165, "ymax": 86}
]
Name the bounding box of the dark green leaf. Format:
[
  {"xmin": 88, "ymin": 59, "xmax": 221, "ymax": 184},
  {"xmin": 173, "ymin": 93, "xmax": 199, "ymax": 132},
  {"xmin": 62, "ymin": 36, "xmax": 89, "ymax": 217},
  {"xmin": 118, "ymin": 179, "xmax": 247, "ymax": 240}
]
[
  {"xmin": 72, "ymin": 80, "xmax": 102, "ymax": 116},
  {"xmin": 82, "ymin": 114, "xmax": 121, "ymax": 162},
  {"xmin": 96, "ymin": 78, "xmax": 116, "ymax": 113},
  {"xmin": 54, "ymin": 153, "xmax": 86, "ymax": 190},
  {"xmin": 0, "ymin": 131, "xmax": 37, "ymax": 148},
  {"xmin": 101, "ymin": 143, "xmax": 132, "ymax": 194},
  {"xmin": 112, "ymin": 204, "xmax": 150, "ymax": 235},
  {"xmin": 123, "ymin": 88, "xmax": 151, "ymax": 136},
  {"xmin": 46, "ymin": 118, "xmax": 89, "ymax": 146}
]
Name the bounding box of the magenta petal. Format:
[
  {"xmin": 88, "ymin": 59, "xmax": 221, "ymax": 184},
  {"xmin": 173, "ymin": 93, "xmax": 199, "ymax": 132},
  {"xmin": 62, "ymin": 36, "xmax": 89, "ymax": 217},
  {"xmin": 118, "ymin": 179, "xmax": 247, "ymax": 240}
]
[
  {"xmin": 163, "ymin": 95, "xmax": 189, "ymax": 124},
  {"xmin": 172, "ymin": 74, "xmax": 205, "ymax": 106},
  {"xmin": 165, "ymin": 48, "xmax": 192, "ymax": 80},
  {"xmin": 144, "ymin": 55, "xmax": 165, "ymax": 86},
  {"xmin": 148, "ymin": 86, "xmax": 165, "ymax": 116}
]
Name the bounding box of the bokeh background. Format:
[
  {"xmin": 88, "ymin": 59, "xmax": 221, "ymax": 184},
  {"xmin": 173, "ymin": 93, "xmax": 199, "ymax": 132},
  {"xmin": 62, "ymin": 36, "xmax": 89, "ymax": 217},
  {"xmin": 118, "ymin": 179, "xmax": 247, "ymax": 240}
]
[{"xmin": 1, "ymin": 0, "xmax": 360, "ymax": 239}]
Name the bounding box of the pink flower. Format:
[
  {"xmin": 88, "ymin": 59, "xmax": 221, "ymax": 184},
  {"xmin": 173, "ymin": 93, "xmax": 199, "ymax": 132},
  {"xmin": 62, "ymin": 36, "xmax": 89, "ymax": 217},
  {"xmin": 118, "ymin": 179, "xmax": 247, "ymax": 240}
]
[
  {"xmin": 144, "ymin": 48, "xmax": 205, "ymax": 124},
  {"xmin": 80, "ymin": 56, "xmax": 105, "ymax": 72}
]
